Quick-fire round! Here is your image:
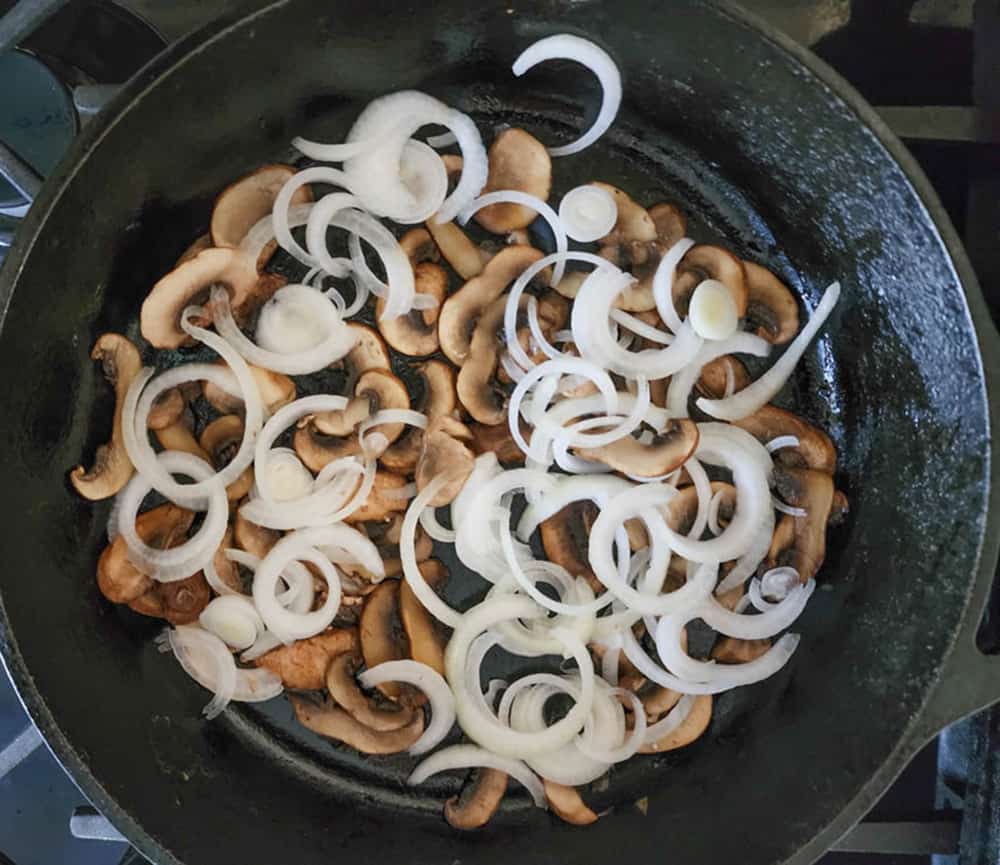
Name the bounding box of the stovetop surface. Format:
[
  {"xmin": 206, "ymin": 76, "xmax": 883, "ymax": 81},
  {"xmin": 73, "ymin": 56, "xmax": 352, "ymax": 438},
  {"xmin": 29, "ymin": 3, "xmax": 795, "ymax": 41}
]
[{"xmin": 0, "ymin": 1, "xmax": 995, "ymax": 864}]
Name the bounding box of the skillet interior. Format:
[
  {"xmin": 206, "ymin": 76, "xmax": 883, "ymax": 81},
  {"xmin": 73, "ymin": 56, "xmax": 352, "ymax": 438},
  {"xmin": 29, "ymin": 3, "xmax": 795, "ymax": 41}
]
[{"xmin": 0, "ymin": 1, "xmax": 991, "ymax": 864}]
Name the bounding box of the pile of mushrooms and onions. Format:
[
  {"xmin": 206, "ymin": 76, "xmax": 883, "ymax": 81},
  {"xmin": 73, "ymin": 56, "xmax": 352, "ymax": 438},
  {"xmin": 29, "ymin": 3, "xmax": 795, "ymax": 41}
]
[{"xmin": 73, "ymin": 33, "xmax": 845, "ymax": 829}]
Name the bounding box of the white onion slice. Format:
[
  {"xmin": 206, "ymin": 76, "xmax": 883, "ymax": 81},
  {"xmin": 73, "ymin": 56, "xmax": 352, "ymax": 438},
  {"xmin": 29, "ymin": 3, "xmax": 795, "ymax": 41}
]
[
  {"xmin": 643, "ymin": 694, "xmax": 695, "ymax": 744},
  {"xmin": 697, "ymin": 580, "xmax": 815, "ymax": 639},
  {"xmin": 512, "ymin": 35, "xmax": 621, "ymax": 157},
  {"xmin": 360, "ymin": 660, "xmax": 456, "ymax": 755},
  {"xmin": 610, "ymin": 308, "xmax": 673, "ymax": 344},
  {"xmin": 117, "ymin": 451, "xmax": 228, "ymax": 582},
  {"xmin": 459, "ymin": 191, "xmax": 568, "ymax": 286},
  {"xmin": 272, "ymin": 169, "xmax": 355, "ymax": 268},
  {"xmin": 689, "ymin": 279, "xmax": 739, "ymax": 341},
  {"xmin": 652, "ymin": 238, "xmax": 696, "ymax": 333},
  {"xmin": 419, "ymin": 506, "xmax": 456, "ymax": 543},
  {"xmin": 767, "ymin": 435, "xmax": 801, "ymax": 454},
  {"xmin": 558, "ymin": 184, "xmax": 618, "ymax": 241},
  {"xmin": 772, "ymin": 495, "xmax": 808, "ymax": 518},
  {"xmin": 697, "ymin": 281, "xmax": 841, "ymax": 420},
  {"xmin": 665, "ymin": 332, "xmax": 771, "ymax": 418},
  {"xmin": 761, "ymin": 566, "xmax": 802, "ymax": 601},
  {"xmin": 408, "ymin": 744, "xmax": 545, "ymax": 808},
  {"xmin": 199, "ymin": 595, "xmax": 264, "ymax": 651}
]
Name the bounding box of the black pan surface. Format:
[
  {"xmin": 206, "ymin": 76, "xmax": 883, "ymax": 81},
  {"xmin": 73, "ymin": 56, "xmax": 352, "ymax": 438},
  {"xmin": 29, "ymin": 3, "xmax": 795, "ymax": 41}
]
[{"xmin": 1, "ymin": 2, "xmax": 998, "ymax": 864}]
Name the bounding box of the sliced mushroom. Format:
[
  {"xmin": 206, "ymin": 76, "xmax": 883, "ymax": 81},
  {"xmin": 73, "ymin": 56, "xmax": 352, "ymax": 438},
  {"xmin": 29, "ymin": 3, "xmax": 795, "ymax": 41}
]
[
  {"xmin": 733, "ymin": 405, "xmax": 836, "ymax": 474},
  {"xmin": 468, "ymin": 421, "xmax": 525, "ymax": 467},
  {"xmin": 98, "ymin": 504, "xmax": 194, "ymax": 604},
  {"xmin": 343, "ymin": 471, "xmax": 410, "ymax": 523},
  {"xmin": 349, "ymin": 516, "xmax": 432, "ymax": 580},
  {"xmin": 140, "ymin": 247, "xmax": 285, "ymax": 349},
  {"xmin": 159, "ymin": 572, "xmax": 212, "ymax": 625},
  {"xmin": 445, "ymin": 768, "xmax": 509, "ymax": 830},
  {"xmin": 176, "ymin": 233, "xmax": 213, "ymax": 266},
  {"xmin": 416, "ymin": 416, "xmax": 475, "ymax": 506},
  {"xmin": 400, "ymin": 227, "xmax": 440, "ymax": 265},
  {"xmin": 155, "ymin": 413, "xmax": 209, "ymax": 462},
  {"xmin": 456, "ymin": 292, "xmax": 519, "ymax": 425},
  {"xmin": 400, "ymin": 560, "xmax": 449, "ymax": 675},
  {"xmin": 474, "ymin": 129, "xmax": 552, "ymax": 234},
  {"xmin": 575, "ymin": 419, "xmax": 699, "ymax": 479},
  {"xmin": 210, "ymin": 528, "xmax": 244, "ymax": 594},
  {"xmin": 202, "ymin": 361, "xmax": 296, "ymax": 416},
  {"xmin": 695, "ymin": 355, "xmax": 751, "ymax": 400},
  {"xmin": 381, "ymin": 360, "xmax": 458, "ymax": 474},
  {"xmin": 639, "ymin": 694, "xmax": 713, "ymax": 754},
  {"xmin": 716, "ymin": 582, "xmax": 745, "ymax": 612},
  {"xmin": 439, "ymin": 245, "xmax": 544, "ymax": 366},
  {"xmin": 672, "ymin": 245, "xmax": 749, "ymax": 320},
  {"xmin": 70, "ymin": 334, "xmax": 142, "ymax": 500},
  {"xmin": 313, "ymin": 368, "xmax": 410, "ymax": 442},
  {"xmin": 767, "ymin": 468, "xmax": 835, "ymax": 581},
  {"xmin": 325, "ymin": 651, "xmax": 415, "ymax": 730},
  {"xmin": 594, "ymin": 184, "xmax": 688, "ymax": 312},
  {"xmin": 233, "ymin": 509, "xmax": 280, "ymax": 560},
  {"xmin": 337, "ymin": 323, "xmax": 392, "ymax": 389},
  {"xmin": 199, "ymin": 415, "xmax": 254, "ymax": 502},
  {"xmin": 541, "ymin": 502, "xmax": 602, "ymax": 594},
  {"xmin": 664, "ymin": 481, "xmax": 736, "ymax": 535},
  {"xmin": 255, "ymin": 628, "xmax": 358, "ymax": 690},
  {"xmin": 377, "ymin": 261, "xmax": 448, "ymax": 356},
  {"xmin": 544, "ymin": 781, "xmax": 599, "ymax": 826},
  {"xmin": 425, "ymin": 219, "xmax": 488, "ymax": 280},
  {"xmin": 638, "ymin": 684, "xmax": 681, "ymax": 719},
  {"xmin": 289, "ymin": 694, "xmax": 425, "ymax": 754},
  {"xmin": 359, "ymin": 579, "xmax": 417, "ymax": 704},
  {"xmin": 211, "ymin": 164, "xmax": 312, "ymax": 268},
  {"xmin": 744, "ymin": 261, "xmax": 800, "ymax": 345},
  {"xmin": 711, "ymin": 636, "xmax": 772, "ymax": 664}
]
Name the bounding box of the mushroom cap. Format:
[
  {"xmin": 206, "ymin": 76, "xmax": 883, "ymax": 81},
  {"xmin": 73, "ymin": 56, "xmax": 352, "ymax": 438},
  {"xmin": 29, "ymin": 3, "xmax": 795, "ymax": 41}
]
[
  {"xmin": 540, "ymin": 502, "xmax": 602, "ymax": 594},
  {"xmin": 399, "ymin": 227, "xmax": 440, "ymax": 265},
  {"xmin": 474, "ymin": 129, "xmax": 552, "ymax": 234},
  {"xmin": 445, "ymin": 768, "xmax": 509, "ymax": 830},
  {"xmin": 767, "ymin": 467, "xmax": 835, "ymax": 581},
  {"xmin": 70, "ymin": 333, "xmax": 142, "ymax": 501},
  {"xmin": 314, "ymin": 369, "xmax": 410, "ymax": 443},
  {"xmin": 380, "ymin": 359, "xmax": 458, "ymax": 474},
  {"xmin": 575, "ymin": 419, "xmax": 699, "ymax": 479},
  {"xmin": 141, "ymin": 247, "xmax": 284, "ymax": 349},
  {"xmin": 711, "ymin": 636, "xmax": 772, "ymax": 664},
  {"xmin": 254, "ymin": 628, "xmax": 358, "ymax": 690},
  {"xmin": 469, "ymin": 421, "xmax": 525, "ymax": 467},
  {"xmin": 233, "ymin": 508, "xmax": 280, "ymax": 560},
  {"xmin": 176, "ymin": 233, "xmax": 213, "ymax": 267},
  {"xmin": 325, "ymin": 651, "xmax": 416, "ymax": 731},
  {"xmin": 97, "ymin": 503, "xmax": 193, "ymax": 604},
  {"xmin": 199, "ymin": 414, "xmax": 254, "ymax": 502},
  {"xmin": 289, "ymin": 694, "xmax": 425, "ymax": 754},
  {"xmin": 147, "ymin": 387, "xmax": 186, "ymax": 431},
  {"xmin": 664, "ymin": 481, "xmax": 736, "ymax": 535},
  {"xmin": 438, "ymin": 245, "xmax": 544, "ymax": 366},
  {"xmin": 425, "ymin": 218, "xmax": 488, "ymax": 281},
  {"xmin": 733, "ymin": 405, "xmax": 836, "ymax": 474},
  {"xmin": 638, "ymin": 683, "xmax": 682, "ymax": 718},
  {"xmin": 672, "ymin": 244, "xmax": 749, "ymax": 319},
  {"xmin": 159, "ymin": 572, "xmax": 212, "ymax": 625},
  {"xmin": 399, "ymin": 560, "xmax": 448, "ymax": 675},
  {"xmin": 648, "ymin": 202, "xmax": 687, "ymax": 249},
  {"xmin": 543, "ymin": 781, "xmax": 599, "ymax": 826},
  {"xmin": 203, "ymin": 362, "xmax": 296, "ymax": 415},
  {"xmin": 639, "ymin": 694, "xmax": 713, "ymax": 753},
  {"xmin": 377, "ymin": 261, "xmax": 448, "ymax": 357},
  {"xmin": 293, "ymin": 421, "xmax": 363, "ymax": 473},
  {"xmin": 340, "ymin": 323, "xmax": 392, "ymax": 387},
  {"xmin": 344, "ymin": 471, "xmax": 410, "ymax": 524},
  {"xmin": 416, "ymin": 417, "xmax": 475, "ymax": 507},
  {"xmin": 744, "ymin": 261, "xmax": 800, "ymax": 345},
  {"xmin": 456, "ymin": 292, "xmax": 517, "ymax": 425},
  {"xmin": 695, "ymin": 355, "xmax": 751, "ymax": 400},
  {"xmin": 359, "ymin": 580, "xmax": 419, "ymax": 704},
  {"xmin": 210, "ymin": 164, "xmax": 313, "ymax": 268}
]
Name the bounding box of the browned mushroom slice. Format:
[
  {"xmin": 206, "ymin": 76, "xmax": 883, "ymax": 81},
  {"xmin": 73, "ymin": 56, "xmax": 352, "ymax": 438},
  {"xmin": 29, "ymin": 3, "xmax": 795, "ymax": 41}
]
[
  {"xmin": 359, "ymin": 515, "xmax": 433, "ymax": 579},
  {"xmin": 474, "ymin": 129, "xmax": 552, "ymax": 234},
  {"xmin": 155, "ymin": 414, "xmax": 209, "ymax": 462},
  {"xmin": 416, "ymin": 417, "xmax": 475, "ymax": 506},
  {"xmin": 209, "ymin": 528, "xmax": 244, "ymax": 594},
  {"xmin": 399, "ymin": 227, "xmax": 440, "ymax": 265},
  {"xmin": 210, "ymin": 164, "xmax": 313, "ymax": 268},
  {"xmin": 254, "ymin": 628, "xmax": 358, "ymax": 690},
  {"xmin": 289, "ymin": 695, "xmax": 425, "ymax": 754},
  {"xmin": 359, "ymin": 580, "xmax": 417, "ymax": 704},
  {"xmin": 695, "ymin": 355, "xmax": 751, "ymax": 400},
  {"xmin": 767, "ymin": 468, "xmax": 835, "ymax": 581},
  {"xmin": 97, "ymin": 504, "xmax": 194, "ymax": 604},
  {"xmin": 638, "ymin": 684, "xmax": 681, "ymax": 718},
  {"xmin": 381, "ymin": 359, "xmax": 458, "ymax": 474},
  {"xmin": 456, "ymin": 292, "xmax": 518, "ymax": 425},
  {"xmin": 672, "ymin": 245, "xmax": 749, "ymax": 320},
  {"xmin": 575, "ymin": 419, "xmax": 699, "ymax": 479},
  {"xmin": 468, "ymin": 421, "xmax": 525, "ymax": 467},
  {"xmin": 711, "ymin": 636, "xmax": 772, "ymax": 663},
  {"xmin": 199, "ymin": 415, "xmax": 254, "ymax": 502},
  {"xmin": 445, "ymin": 768, "xmax": 509, "ymax": 830},
  {"xmin": 159, "ymin": 572, "xmax": 212, "ymax": 625},
  {"xmin": 438, "ymin": 245, "xmax": 544, "ymax": 366},
  {"xmin": 553, "ymin": 270, "xmax": 587, "ymax": 301},
  {"xmin": 588, "ymin": 637, "xmax": 645, "ymax": 692},
  {"xmin": 336, "ymin": 323, "xmax": 392, "ymax": 390},
  {"xmin": 202, "ymin": 361, "xmax": 296, "ymax": 415},
  {"xmin": 377, "ymin": 261, "xmax": 448, "ymax": 356},
  {"xmin": 70, "ymin": 334, "xmax": 142, "ymax": 500},
  {"xmin": 743, "ymin": 261, "xmax": 800, "ymax": 345},
  {"xmin": 400, "ymin": 560, "xmax": 449, "ymax": 675},
  {"xmin": 425, "ymin": 219, "xmax": 488, "ymax": 280},
  {"xmin": 541, "ymin": 502, "xmax": 602, "ymax": 593},
  {"xmin": 325, "ymin": 651, "xmax": 415, "ymax": 731},
  {"xmin": 664, "ymin": 481, "xmax": 736, "ymax": 535},
  {"xmin": 648, "ymin": 202, "xmax": 687, "ymax": 249},
  {"xmin": 312, "ymin": 369, "xmax": 410, "ymax": 449},
  {"xmin": 639, "ymin": 694, "xmax": 713, "ymax": 754},
  {"xmin": 544, "ymin": 781, "xmax": 599, "ymax": 826},
  {"xmin": 343, "ymin": 471, "xmax": 410, "ymax": 523},
  {"xmin": 233, "ymin": 509, "xmax": 280, "ymax": 560},
  {"xmin": 733, "ymin": 405, "xmax": 836, "ymax": 474},
  {"xmin": 140, "ymin": 247, "xmax": 284, "ymax": 349}
]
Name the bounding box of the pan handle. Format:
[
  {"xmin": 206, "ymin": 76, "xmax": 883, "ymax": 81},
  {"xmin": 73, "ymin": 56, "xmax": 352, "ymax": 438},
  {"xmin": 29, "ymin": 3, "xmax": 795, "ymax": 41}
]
[{"xmin": 910, "ymin": 549, "xmax": 1000, "ymax": 744}]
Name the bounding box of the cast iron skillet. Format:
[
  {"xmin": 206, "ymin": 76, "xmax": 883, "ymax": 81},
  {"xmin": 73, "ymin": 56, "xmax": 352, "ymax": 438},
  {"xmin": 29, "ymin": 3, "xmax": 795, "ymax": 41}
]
[{"xmin": 1, "ymin": 1, "xmax": 999, "ymax": 863}]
